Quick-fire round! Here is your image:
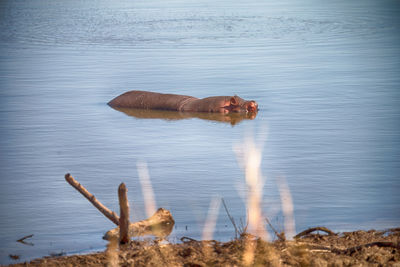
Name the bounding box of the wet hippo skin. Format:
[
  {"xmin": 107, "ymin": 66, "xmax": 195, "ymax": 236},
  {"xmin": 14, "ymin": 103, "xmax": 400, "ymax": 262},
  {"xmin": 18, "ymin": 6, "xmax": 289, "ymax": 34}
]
[{"xmin": 108, "ymin": 90, "xmax": 258, "ymax": 113}]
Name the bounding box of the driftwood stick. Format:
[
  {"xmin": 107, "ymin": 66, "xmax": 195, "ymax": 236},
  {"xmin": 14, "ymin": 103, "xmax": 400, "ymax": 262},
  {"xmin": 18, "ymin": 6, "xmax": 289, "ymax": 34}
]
[
  {"xmin": 65, "ymin": 173, "xmax": 120, "ymax": 225},
  {"xmin": 118, "ymin": 183, "xmax": 130, "ymax": 244},
  {"xmin": 294, "ymin": 227, "xmax": 336, "ymax": 239}
]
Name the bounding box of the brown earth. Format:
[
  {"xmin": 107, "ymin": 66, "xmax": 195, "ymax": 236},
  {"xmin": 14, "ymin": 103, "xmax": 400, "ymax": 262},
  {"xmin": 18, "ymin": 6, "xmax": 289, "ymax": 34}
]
[{"xmin": 7, "ymin": 228, "xmax": 400, "ymax": 267}]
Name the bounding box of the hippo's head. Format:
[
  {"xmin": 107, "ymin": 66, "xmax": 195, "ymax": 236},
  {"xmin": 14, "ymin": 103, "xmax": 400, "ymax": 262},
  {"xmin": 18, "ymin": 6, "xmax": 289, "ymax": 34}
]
[{"xmin": 226, "ymin": 95, "xmax": 258, "ymax": 113}]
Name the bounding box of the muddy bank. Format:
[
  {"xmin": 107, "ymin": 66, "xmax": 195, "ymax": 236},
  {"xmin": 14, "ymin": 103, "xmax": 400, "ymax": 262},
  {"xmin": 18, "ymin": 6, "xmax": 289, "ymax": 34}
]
[{"xmin": 8, "ymin": 228, "xmax": 400, "ymax": 267}]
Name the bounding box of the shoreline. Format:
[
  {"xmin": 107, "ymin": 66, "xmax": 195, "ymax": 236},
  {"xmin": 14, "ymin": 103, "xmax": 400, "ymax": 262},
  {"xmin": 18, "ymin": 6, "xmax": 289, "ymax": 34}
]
[{"xmin": 7, "ymin": 227, "xmax": 400, "ymax": 267}]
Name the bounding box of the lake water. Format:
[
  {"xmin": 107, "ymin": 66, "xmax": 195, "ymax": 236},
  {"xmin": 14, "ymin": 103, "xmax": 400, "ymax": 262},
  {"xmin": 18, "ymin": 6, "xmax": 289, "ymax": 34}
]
[{"xmin": 1, "ymin": 0, "xmax": 400, "ymax": 264}]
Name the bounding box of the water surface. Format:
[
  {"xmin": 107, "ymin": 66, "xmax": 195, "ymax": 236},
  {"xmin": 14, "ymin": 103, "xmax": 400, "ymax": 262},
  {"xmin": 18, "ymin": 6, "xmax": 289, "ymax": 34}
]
[{"xmin": 1, "ymin": 0, "xmax": 400, "ymax": 264}]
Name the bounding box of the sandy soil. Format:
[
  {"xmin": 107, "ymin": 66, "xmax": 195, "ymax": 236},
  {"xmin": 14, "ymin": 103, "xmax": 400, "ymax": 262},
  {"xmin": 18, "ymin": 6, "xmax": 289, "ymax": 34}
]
[{"xmin": 7, "ymin": 228, "xmax": 400, "ymax": 267}]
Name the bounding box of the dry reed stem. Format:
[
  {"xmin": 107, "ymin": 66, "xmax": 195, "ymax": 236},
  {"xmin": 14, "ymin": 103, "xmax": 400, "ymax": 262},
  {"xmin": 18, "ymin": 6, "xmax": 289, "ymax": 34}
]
[
  {"xmin": 202, "ymin": 197, "xmax": 221, "ymax": 241},
  {"xmin": 243, "ymin": 236, "xmax": 256, "ymax": 266},
  {"xmin": 137, "ymin": 161, "xmax": 157, "ymax": 218},
  {"xmin": 277, "ymin": 176, "xmax": 296, "ymax": 240},
  {"xmin": 201, "ymin": 197, "xmax": 221, "ymax": 257},
  {"xmin": 105, "ymin": 237, "xmax": 119, "ymax": 267},
  {"xmin": 235, "ymin": 137, "xmax": 269, "ymax": 241},
  {"xmin": 234, "ymin": 136, "xmax": 270, "ymax": 266}
]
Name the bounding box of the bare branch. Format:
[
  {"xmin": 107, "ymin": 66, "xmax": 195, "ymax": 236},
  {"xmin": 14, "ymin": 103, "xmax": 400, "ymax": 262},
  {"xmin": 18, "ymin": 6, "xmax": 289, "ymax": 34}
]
[
  {"xmin": 294, "ymin": 227, "xmax": 337, "ymax": 239},
  {"xmin": 65, "ymin": 173, "xmax": 120, "ymax": 225}
]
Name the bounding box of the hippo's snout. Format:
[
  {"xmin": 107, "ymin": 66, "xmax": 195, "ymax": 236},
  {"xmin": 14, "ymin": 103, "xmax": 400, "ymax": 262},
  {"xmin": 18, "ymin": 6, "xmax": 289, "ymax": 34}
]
[{"xmin": 246, "ymin": 101, "xmax": 258, "ymax": 113}]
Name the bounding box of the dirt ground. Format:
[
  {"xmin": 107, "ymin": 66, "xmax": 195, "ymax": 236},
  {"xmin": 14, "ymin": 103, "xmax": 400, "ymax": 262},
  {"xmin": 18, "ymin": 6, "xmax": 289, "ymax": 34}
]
[{"xmin": 8, "ymin": 228, "xmax": 400, "ymax": 267}]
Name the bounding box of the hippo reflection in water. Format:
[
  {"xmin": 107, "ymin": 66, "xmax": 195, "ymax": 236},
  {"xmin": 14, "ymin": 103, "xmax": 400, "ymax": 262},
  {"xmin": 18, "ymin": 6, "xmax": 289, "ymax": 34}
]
[{"xmin": 108, "ymin": 91, "xmax": 258, "ymax": 125}]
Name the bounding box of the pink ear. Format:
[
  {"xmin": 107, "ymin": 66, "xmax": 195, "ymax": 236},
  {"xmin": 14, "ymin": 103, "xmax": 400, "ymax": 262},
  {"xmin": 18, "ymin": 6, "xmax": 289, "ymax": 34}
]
[{"xmin": 230, "ymin": 96, "xmax": 239, "ymax": 105}]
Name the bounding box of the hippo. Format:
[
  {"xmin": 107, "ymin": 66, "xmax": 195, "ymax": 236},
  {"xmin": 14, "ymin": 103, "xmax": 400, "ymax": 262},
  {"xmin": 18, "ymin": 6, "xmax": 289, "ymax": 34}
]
[{"xmin": 108, "ymin": 90, "xmax": 258, "ymax": 113}]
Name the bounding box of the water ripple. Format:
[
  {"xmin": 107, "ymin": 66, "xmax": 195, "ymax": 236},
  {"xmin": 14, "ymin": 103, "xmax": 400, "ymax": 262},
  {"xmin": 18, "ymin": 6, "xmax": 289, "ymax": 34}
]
[{"xmin": 1, "ymin": 1, "xmax": 397, "ymax": 49}]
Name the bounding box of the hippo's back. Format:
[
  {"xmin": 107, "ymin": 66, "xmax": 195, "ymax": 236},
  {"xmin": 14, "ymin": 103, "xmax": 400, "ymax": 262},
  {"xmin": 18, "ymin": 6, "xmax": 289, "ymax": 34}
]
[{"xmin": 108, "ymin": 91, "xmax": 196, "ymax": 111}]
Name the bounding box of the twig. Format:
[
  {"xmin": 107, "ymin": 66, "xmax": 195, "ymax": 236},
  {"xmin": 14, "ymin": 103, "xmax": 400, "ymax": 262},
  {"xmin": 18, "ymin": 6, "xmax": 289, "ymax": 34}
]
[
  {"xmin": 17, "ymin": 234, "xmax": 34, "ymax": 246},
  {"xmin": 239, "ymin": 217, "xmax": 248, "ymax": 235},
  {"xmin": 9, "ymin": 254, "xmax": 20, "ymax": 260},
  {"xmin": 180, "ymin": 236, "xmax": 198, "ymax": 242},
  {"xmin": 65, "ymin": 173, "xmax": 120, "ymax": 225},
  {"xmin": 265, "ymin": 218, "xmax": 285, "ymax": 241},
  {"xmin": 221, "ymin": 198, "xmax": 239, "ymax": 239},
  {"xmin": 17, "ymin": 234, "xmax": 33, "ymax": 242},
  {"xmin": 294, "ymin": 227, "xmax": 336, "ymax": 239}
]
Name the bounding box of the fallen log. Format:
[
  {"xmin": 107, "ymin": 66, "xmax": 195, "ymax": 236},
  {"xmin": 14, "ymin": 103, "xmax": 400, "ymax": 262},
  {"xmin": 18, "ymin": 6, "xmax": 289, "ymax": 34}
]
[
  {"xmin": 65, "ymin": 173, "xmax": 120, "ymax": 225},
  {"xmin": 104, "ymin": 208, "xmax": 175, "ymax": 240}
]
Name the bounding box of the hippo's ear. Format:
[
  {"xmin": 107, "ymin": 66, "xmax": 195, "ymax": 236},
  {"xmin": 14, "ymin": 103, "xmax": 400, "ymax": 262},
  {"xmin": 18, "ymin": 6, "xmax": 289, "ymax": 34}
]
[{"xmin": 230, "ymin": 96, "xmax": 239, "ymax": 106}]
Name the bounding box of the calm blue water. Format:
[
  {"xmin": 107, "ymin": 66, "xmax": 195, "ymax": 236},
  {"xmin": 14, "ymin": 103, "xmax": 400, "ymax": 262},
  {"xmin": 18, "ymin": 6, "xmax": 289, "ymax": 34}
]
[{"xmin": 1, "ymin": 0, "xmax": 400, "ymax": 264}]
